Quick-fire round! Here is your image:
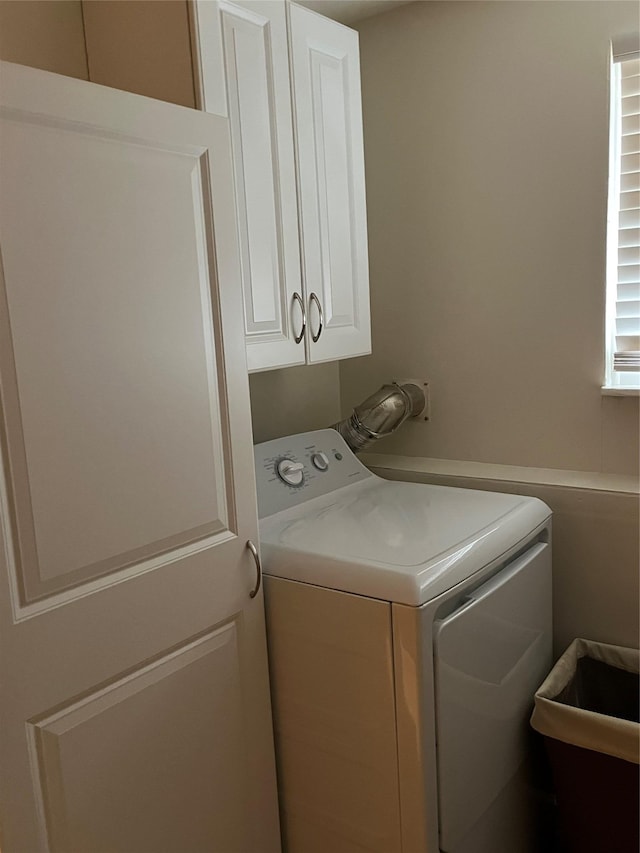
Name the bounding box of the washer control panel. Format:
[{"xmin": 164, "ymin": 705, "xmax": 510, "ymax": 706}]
[{"xmin": 254, "ymin": 429, "xmax": 372, "ymax": 519}]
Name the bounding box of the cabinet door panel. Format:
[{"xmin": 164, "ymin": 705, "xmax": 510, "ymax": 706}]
[
  {"xmin": 289, "ymin": 4, "xmax": 371, "ymax": 363},
  {"xmin": 194, "ymin": 0, "xmax": 305, "ymax": 371}
]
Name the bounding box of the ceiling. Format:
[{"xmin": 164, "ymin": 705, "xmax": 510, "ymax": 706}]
[{"xmin": 295, "ymin": 0, "xmax": 416, "ymax": 26}]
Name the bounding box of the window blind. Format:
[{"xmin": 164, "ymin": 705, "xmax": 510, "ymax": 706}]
[{"xmin": 612, "ymin": 53, "xmax": 640, "ymax": 373}]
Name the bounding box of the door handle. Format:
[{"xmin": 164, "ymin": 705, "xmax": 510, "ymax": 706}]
[
  {"xmin": 292, "ymin": 292, "xmax": 306, "ymax": 344},
  {"xmin": 246, "ymin": 540, "xmax": 262, "ymax": 599},
  {"xmin": 309, "ymin": 292, "xmax": 323, "ymax": 342}
]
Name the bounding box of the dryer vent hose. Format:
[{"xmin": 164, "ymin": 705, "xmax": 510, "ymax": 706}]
[{"xmin": 332, "ymin": 382, "xmax": 425, "ymax": 453}]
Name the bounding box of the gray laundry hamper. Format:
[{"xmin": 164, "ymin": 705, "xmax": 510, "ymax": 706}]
[{"xmin": 530, "ymin": 638, "xmax": 639, "ymax": 853}]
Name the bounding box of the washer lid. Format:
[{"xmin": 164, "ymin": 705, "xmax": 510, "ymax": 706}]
[{"xmin": 259, "ymin": 478, "xmax": 551, "ymax": 605}]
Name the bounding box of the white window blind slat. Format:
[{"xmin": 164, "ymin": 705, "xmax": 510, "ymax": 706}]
[
  {"xmin": 619, "ymin": 227, "xmax": 640, "ymax": 247},
  {"xmin": 616, "ymin": 317, "xmax": 640, "ymax": 335},
  {"xmin": 620, "ymin": 171, "xmax": 638, "ymax": 191},
  {"xmin": 618, "ymin": 246, "xmax": 639, "ymax": 265},
  {"xmin": 618, "ymin": 282, "xmax": 640, "ymax": 301},
  {"xmin": 614, "ymin": 353, "xmax": 640, "ymax": 370},
  {"xmin": 619, "ymin": 192, "xmax": 639, "ymax": 212},
  {"xmin": 620, "ymin": 153, "xmax": 640, "ymax": 175},
  {"xmin": 618, "ymin": 299, "xmax": 640, "ymax": 321},
  {"xmin": 609, "ymin": 51, "xmax": 640, "ymax": 378},
  {"xmin": 622, "ymin": 75, "xmax": 640, "ymax": 97},
  {"xmin": 619, "ymin": 208, "xmax": 639, "ymax": 228},
  {"xmin": 617, "ymin": 264, "xmax": 640, "ymax": 282},
  {"xmin": 616, "ymin": 299, "xmax": 640, "ymax": 317},
  {"xmin": 620, "ymin": 57, "xmax": 640, "ymax": 77}
]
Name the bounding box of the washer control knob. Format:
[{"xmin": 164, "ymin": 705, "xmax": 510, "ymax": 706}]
[
  {"xmin": 311, "ymin": 451, "xmax": 329, "ymax": 472},
  {"xmin": 276, "ymin": 458, "xmax": 305, "ymax": 487}
]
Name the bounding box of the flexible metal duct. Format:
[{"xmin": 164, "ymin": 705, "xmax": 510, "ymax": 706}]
[{"xmin": 333, "ymin": 382, "xmax": 426, "ymax": 453}]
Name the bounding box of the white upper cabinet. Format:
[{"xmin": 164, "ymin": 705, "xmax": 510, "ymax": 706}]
[{"xmin": 192, "ymin": 0, "xmax": 371, "ymax": 371}]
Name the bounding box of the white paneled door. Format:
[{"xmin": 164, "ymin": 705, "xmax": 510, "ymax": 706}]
[{"xmin": 0, "ymin": 62, "xmax": 280, "ymax": 853}]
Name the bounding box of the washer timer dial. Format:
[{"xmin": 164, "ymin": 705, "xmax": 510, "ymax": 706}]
[
  {"xmin": 276, "ymin": 458, "xmax": 305, "ymax": 487},
  {"xmin": 311, "ymin": 452, "xmax": 329, "ymax": 471}
]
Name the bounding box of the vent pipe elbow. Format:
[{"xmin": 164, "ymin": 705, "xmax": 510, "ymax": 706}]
[{"xmin": 332, "ymin": 382, "xmax": 425, "ymax": 453}]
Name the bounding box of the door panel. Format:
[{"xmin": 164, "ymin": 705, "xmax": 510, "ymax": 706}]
[
  {"xmin": 30, "ymin": 626, "xmax": 248, "ymax": 853},
  {"xmin": 1, "ymin": 112, "xmax": 231, "ymax": 604},
  {"xmin": 288, "ymin": 4, "xmax": 371, "ymax": 363},
  {"xmin": 0, "ymin": 61, "xmax": 279, "ymax": 852}
]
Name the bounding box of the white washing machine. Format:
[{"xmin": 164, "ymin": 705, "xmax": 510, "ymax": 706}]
[{"xmin": 255, "ymin": 429, "xmax": 552, "ymax": 853}]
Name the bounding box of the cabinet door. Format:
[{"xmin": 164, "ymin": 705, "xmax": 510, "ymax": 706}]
[
  {"xmin": 288, "ymin": 3, "xmax": 371, "ymax": 364},
  {"xmin": 0, "ymin": 61, "xmax": 280, "ymax": 852},
  {"xmin": 192, "ymin": 0, "xmax": 306, "ymax": 372}
]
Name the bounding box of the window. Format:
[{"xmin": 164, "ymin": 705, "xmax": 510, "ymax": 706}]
[{"xmin": 605, "ymin": 39, "xmax": 640, "ymax": 391}]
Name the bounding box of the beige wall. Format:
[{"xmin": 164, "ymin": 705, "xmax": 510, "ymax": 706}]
[
  {"xmin": 342, "ymin": 0, "xmax": 640, "ymax": 476},
  {"xmin": 0, "ymin": 1, "xmax": 193, "ymax": 106},
  {"xmin": 82, "ymin": 0, "xmax": 195, "ymax": 107},
  {"xmin": 0, "ymin": 0, "xmax": 87, "ymax": 79},
  {"xmin": 249, "ymin": 363, "xmax": 342, "ymax": 443}
]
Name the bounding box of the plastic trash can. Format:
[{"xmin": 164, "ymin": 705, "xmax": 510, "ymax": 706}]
[{"xmin": 530, "ymin": 638, "xmax": 639, "ymax": 853}]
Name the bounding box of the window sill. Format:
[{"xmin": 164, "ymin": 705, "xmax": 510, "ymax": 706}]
[{"xmin": 601, "ymin": 386, "xmax": 640, "ymax": 397}]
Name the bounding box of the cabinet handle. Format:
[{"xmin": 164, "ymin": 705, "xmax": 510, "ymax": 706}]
[
  {"xmin": 292, "ymin": 292, "xmax": 306, "ymax": 344},
  {"xmin": 246, "ymin": 540, "xmax": 262, "ymax": 599},
  {"xmin": 309, "ymin": 292, "xmax": 323, "ymax": 342}
]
